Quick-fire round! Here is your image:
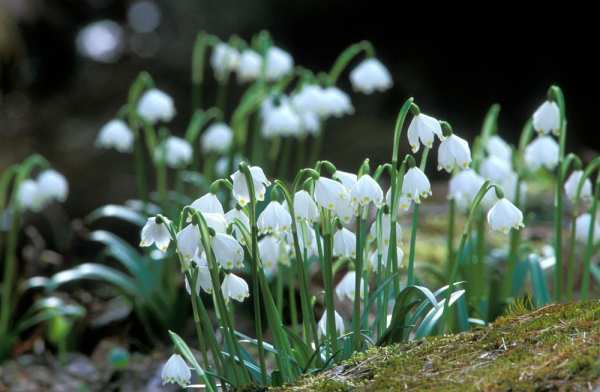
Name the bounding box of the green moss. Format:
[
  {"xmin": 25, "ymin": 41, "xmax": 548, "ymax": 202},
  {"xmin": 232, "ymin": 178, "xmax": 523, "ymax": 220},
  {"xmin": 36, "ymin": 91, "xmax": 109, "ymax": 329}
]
[{"xmin": 275, "ymin": 301, "xmax": 600, "ymax": 391}]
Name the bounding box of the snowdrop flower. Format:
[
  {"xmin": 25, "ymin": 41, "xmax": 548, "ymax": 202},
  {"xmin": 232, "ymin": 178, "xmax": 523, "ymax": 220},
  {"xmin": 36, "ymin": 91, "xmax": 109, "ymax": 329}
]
[
  {"xmin": 17, "ymin": 179, "xmax": 45, "ymax": 212},
  {"xmin": 314, "ymin": 177, "xmax": 349, "ymax": 211},
  {"xmin": 96, "ymin": 119, "xmax": 134, "ymax": 152},
  {"xmin": 212, "ymin": 233, "xmax": 244, "ymax": 269},
  {"xmin": 221, "ymin": 273, "xmax": 250, "ymax": 302},
  {"xmin": 402, "ymin": 167, "xmax": 431, "ymax": 203},
  {"xmin": 486, "ymin": 135, "xmax": 512, "ymax": 162},
  {"xmin": 351, "ymin": 174, "xmax": 383, "ymax": 207},
  {"xmin": 524, "ymin": 136, "xmax": 559, "ymax": 171},
  {"xmin": 479, "ymin": 155, "xmax": 512, "ymax": 184},
  {"xmin": 564, "ymin": 170, "xmax": 592, "ymax": 202},
  {"xmin": 368, "ymin": 213, "xmax": 402, "ymax": 247},
  {"xmin": 258, "ymin": 201, "xmax": 292, "ymax": 234},
  {"xmin": 574, "ymin": 213, "xmax": 600, "ymax": 244},
  {"xmin": 437, "ymin": 134, "xmax": 472, "ymax": 172},
  {"xmin": 333, "ymin": 170, "xmax": 357, "ymax": 190},
  {"xmin": 210, "ymin": 43, "xmax": 240, "ymax": 80},
  {"xmin": 190, "ymin": 193, "xmax": 224, "ymax": 215},
  {"xmin": 333, "ymin": 228, "xmax": 356, "ymax": 258},
  {"xmin": 258, "ymin": 235, "xmax": 281, "ymax": 274},
  {"xmin": 140, "ymin": 217, "xmax": 171, "ymax": 252},
  {"xmin": 368, "ymin": 246, "xmax": 404, "ymax": 270},
  {"xmin": 335, "ymin": 271, "xmax": 364, "ymax": 301},
  {"xmin": 237, "ymin": 49, "xmax": 262, "ymax": 82},
  {"xmin": 448, "ymin": 169, "xmax": 485, "ymax": 211},
  {"xmin": 487, "ymin": 198, "xmax": 524, "ymax": 233},
  {"xmin": 335, "ymin": 197, "xmax": 357, "ymax": 224},
  {"xmin": 533, "ymin": 100, "xmax": 560, "ymax": 135},
  {"xmin": 262, "ymin": 99, "xmax": 302, "ymax": 138},
  {"xmin": 293, "ymin": 222, "xmax": 318, "ymax": 257},
  {"xmin": 385, "ymin": 189, "xmax": 412, "ymax": 212},
  {"xmin": 500, "ymin": 172, "xmax": 527, "ymax": 206},
  {"xmin": 215, "ymin": 155, "xmax": 242, "ymax": 178},
  {"xmin": 321, "ymin": 87, "xmax": 354, "ymax": 118},
  {"xmin": 159, "ymin": 137, "xmax": 192, "ymax": 168},
  {"xmin": 291, "ymin": 84, "xmax": 328, "ymax": 116},
  {"xmin": 176, "ymin": 223, "xmax": 201, "ymax": 263},
  {"xmin": 293, "ymin": 190, "xmax": 320, "ymax": 222},
  {"xmin": 161, "ymin": 354, "xmax": 191, "ymax": 387},
  {"xmin": 407, "ymin": 114, "xmax": 443, "ymax": 153},
  {"xmin": 201, "ymin": 123, "xmax": 233, "ymax": 154},
  {"xmin": 185, "ymin": 250, "xmax": 213, "ymax": 295},
  {"xmin": 349, "ymin": 58, "xmax": 392, "ymax": 94},
  {"xmin": 137, "ymin": 88, "xmax": 175, "ymax": 124},
  {"xmin": 318, "ymin": 310, "xmax": 345, "ymax": 337},
  {"xmin": 230, "ymin": 165, "xmax": 271, "ymax": 206},
  {"xmin": 37, "ymin": 169, "xmax": 69, "ymax": 203},
  {"xmin": 225, "ymin": 208, "xmax": 250, "ymax": 242},
  {"xmin": 265, "ymin": 46, "xmax": 293, "ymax": 81},
  {"xmin": 202, "ymin": 212, "xmax": 228, "ymax": 234}
]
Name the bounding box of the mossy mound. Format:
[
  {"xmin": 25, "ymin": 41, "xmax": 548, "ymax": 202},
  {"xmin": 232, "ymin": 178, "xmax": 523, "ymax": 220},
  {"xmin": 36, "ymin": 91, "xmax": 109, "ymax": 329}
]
[{"xmin": 277, "ymin": 301, "xmax": 600, "ymax": 391}]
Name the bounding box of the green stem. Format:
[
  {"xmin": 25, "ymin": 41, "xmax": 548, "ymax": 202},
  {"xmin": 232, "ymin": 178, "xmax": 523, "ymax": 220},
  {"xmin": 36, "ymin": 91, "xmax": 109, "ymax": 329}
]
[
  {"xmin": 321, "ymin": 211, "xmax": 337, "ymax": 354},
  {"xmin": 446, "ymin": 199, "xmax": 456, "ymax": 277},
  {"xmin": 581, "ymin": 179, "xmax": 599, "ymax": 300},
  {"xmin": 352, "ymin": 211, "xmax": 364, "ymax": 351},
  {"xmin": 288, "ymin": 267, "xmax": 298, "ymax": 332},
  {"xmin": 328, "ymin": 41, "xmax": 375, "ymax": 84}
]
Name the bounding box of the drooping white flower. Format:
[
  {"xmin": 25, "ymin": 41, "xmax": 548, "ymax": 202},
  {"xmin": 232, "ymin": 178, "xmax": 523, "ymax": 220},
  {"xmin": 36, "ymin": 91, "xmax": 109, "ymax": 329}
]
[
  {"xmin": 291, "ymin": 84, "xmax": 328, "ymax": 116},
  {"xmin": 500, "ymin": 172, "xmax": 527, "ymax": 206},
  {"xmin": 237, "ymin": 49, "xmax": 262, "ymax": 82},
  {"xmin": 140, "ymin": 217, "xmax": 171, "ymax": 252},
  {"xmin": 159, "ymin": 136, "xmax": 192, "ymax": 168},
  {"xmin": 385, "ymin": 189, "xmax": 412, "ymax": 212},
  {"xmin": 533, "ymin": 100, "xmax": 560, "ymax": 135},
  {"xmin": 299, "ymin": 111, "xmax": 321, "ymax": 136},
  {"xmin": 524, "ymin": 135, "xmax": 559, "ymax": 171},
  {"xmin": 137, "ymin": 88, "xmax": 175, "ymax": 124},
  {"xmin": 318, "ymin": 310, "xmax": 345, "ymax": 337},
  {"xmin": 486, "ymin": 135, "xmax": 512, "ymax": 162},
  {"xmin": 202, "ymin": 212, "xmax": 228, "ymax": 234},
  {"xmin": 367, "ymin": 213, "xmax": 402, "ymax": 247},
  {"xmin": 17, "ymin": 179, "xmax": 45, "ymax": 212},
  {"xmin": 161, "ymin": 354, "xmax": 191, "ymax": 387},
  {"xmin": 221, "ymin": 273, "xmax": 250, "ymax": 302},
  {"xmin": 212, "ymin": 232, "xmax": 244, "ymax": 270},
  {"xmin": 230, "ymin": 165, "xmax": 271, "ymax": 206},
  {"xmin": 291, "ymin": 222, "xmax": 318, "ymax": 257},
  {"xmin": 265, "ymin": 46, "xmax": 293, "ymax": 81},
  {"xmin": 176, "ymin": 223, "xmax": 201, "ymax": 263},
  {"xmin": 407, "ymin": 113, "xmax": 443, "ymax": 153},
  {"xmin": 349, "ymin": 58, "xmax": 392, "ymax": 94},
  {"xmin": 402, "ymin": 167, "xmax": 432, "ymax": 203},
  {"xmin": 185, "ymin": 250, "xmax": 213, "ymax": 294},
  {"xmin": 225, "ymin": 208, "xmax": 250, "ymax": 242},
  {"xmin": 293, "ymin": 190, "xmax": 320, "ymax": 222},
  {"xmin": 210, "ymin": 43, "xmax": 240, "ymax": 80},
  {"xmin": 321, "ymin": 87, "xmax": 354, "ymax": 118},
  {"xmin": 258, "ymin": 235, "xmax": 281, "ymax": 274},
  {"xmin": 314, "ymin": 177, "xmax": 349, "ymax": 211},
  {"xmin": 351, "ymin": 174, "xmax": 383, "ymax": 207},
  {"xmin": 257, "ymin": 201, "xmax": 292, "ymax": 234},
  {"xmin": 335, "ymin": 271, "xmax": 364, "ymax": 301},
  {"xmin": 334, "ymin": 196, "xmax": 357, "ymax": 224},
  {"xmin": 215, "ymin": 155, "xmax": 242, "ymax": 178},
  {"xmin": 261, "ymin": 98, "xmax": 302, "ymax": 138},
  {"xmin": 368, "ymin": 246, "xmax": 404, "ymax": 270},
  {"xmin": 487, "ymin": 198, "xmax": 524, "ymax": 234},
  {"xmin": 333, "ymin": 228, "xmax": 356, "ymax": 258},
  {"xmin": 190, "ymin": 193, "xmax": 224, "ymax": 215},
  {"xmin": 333, "ymin": 170, "xmax": 357, "ymax": 190},
  {"xmin": 479, "ymin": 155, "xmax": 512, "ymax": 184},
  {"xmin": 437, "ymin": 134, "xmax": 472, "ymax": 172},
  {"xmin": 96, "ymin": 119, "xmax": 134, "ymax": 152},
  {"xmin": 37, "ymin": 169, "xmax": 69, "ymax": 203},
  {"xmin": 448, "ymin": 169, "xmax": 485, "ymax": 211},
  {"xmin": 564, "ymin": 170, "xmax": 592, "ymax": 203},
  {"xmin": 574, "ymin": 213, "xmax": 600, "ymax": 244},
  {"xmin": 201, "ymin": 122, "xmax": 233, "ymax": 154}
]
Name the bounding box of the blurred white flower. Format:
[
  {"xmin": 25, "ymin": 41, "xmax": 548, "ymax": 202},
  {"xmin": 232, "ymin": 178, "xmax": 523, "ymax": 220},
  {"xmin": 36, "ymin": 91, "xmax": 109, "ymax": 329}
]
[
  {"xmin": 479, "ymin": 155, "xmax": 512, "ymax": 184},
  {"xmin": 321, "ymin": 87, "xmax": 354, "ymax": 118},
  {"xmin": 299, "ymin": 111, "xmax": 321, "ymax": 136},
  {"xmin": 161, "ymin": 354, "xmax": 190, "ymax": 387},
  {"xmin": 486, "ymin": 135, "xmax": 512, "ymax": 162},
  {"xmin": 487, "ymin": 198, "xmax": 524, "ymax": 233},
  {"xmin": 533, "ymin": 100, "xmax": 560, "ymax": 135},
  {"xmin": 96, "ymin": 119, "xmax": 134, "ymax": 152},
  {"xmin": 368, "ymin": 246, "xmax": 404, "ymax": 270},
  {"xmin": 190, "ymin": 193, "xmax": 224, "ymax": 215},
  {"xmin": 318, "ymin": 310, "xmax": 345, "ymax": 337},
  {"xmin": 221, "ymin": 273, "xmax": 250, "ymax": 302},
  {"xmin": 524, "ymin": 135, "xmax": 559, "ymax": 171},
  {"xmin": 211, "ymin": 43, "xmax": 240, "ymax": 80},
  {"xmin": 140, "ymin": 217, "xmax": 171, "ymax": 252},
  {"xmin": 407, "ymin": 113, "xmax": 443, "ymax": 153},
  {"xmin": 448, "ymin": 169, "xmax": 485, "ymax": 211},
  {"xmin": 202, "ymin": 212, "xmax": 228, "ymax": 234},
  {"xmin": 293, "ymin": 190, "xmax": 320, "ymax": 223},
  {"xmin": 201, "ymin": 123, "xmax": 233, "ymax": 154},
  {"xmin": 500, "ymin": 172, "xmax": 527, "ymax": 206},
  {"xmin": 257, "ymin": 201, "xmax": 292, "ymax": 234},
  {"xmin": 159, "ymin": 136, "xmax": 192, "ymax": 168},
  {"xmin": 17, "ymin": 179, "xmax": 45, "ymax": 212},
  {"xmin": 333, "ymin": 228, "xmax": 356, "ymax": 258},
  {"xmin": 261, "ymin": 98, "xmax": 302, "ymax": 138},
  {"xmin": 437, "ymin": 134, "xmax": 472, "ymax": 172},
  {"xmin": 265, "ymin": 46, "xmax": 293, "ymax": 81},
  {"xmin": 349, "ymin": 58, "xmax": 392, "ymax": 94},
  {"xmin": 368, "ymin": 213, "xmax": 402, "ymax": 247},
  {"xmin": 212, "ymin": 233, "xmax": 244, "ymax": 270},
  {"xmin": 137, "ymin": 88, "xmax": 175, "ymax": 124},
  {"xmin": 564, "ymin": 170, "xmax": 592, "ymax": 203},
  {"xmin": 231, "ymin": 165, "xmax": 271, "ymax": 206},
  {"xmin": 37, "ymin": 169, "xmax": 69, "ymax": 203},
  {"xmin": 574, "ymin": 213, "xmax": 600, "ymax": 244},
  {"xmin": 336, "ymin": 271, "xmax": 364, "ymax": 301},
  {"xmin": 237, "ymin": 49, "xmax": 262, "ymax": 82},
  {"xmin": 385, "ymin": 189, "xmax": 412, "ymax": 212},
  {"xmin": 291, "ymin": 84, "xmax": 328, "ymax": 117},
  {"xmin": 351, "ymin": 174, "xmax": 383, "ymax": 207},
  {"xmin": 402, "ymin": 167, "xmax": 431, "ymax": 203},
  {"xmin": 176, "ymin": 223, "xmax": 201, "ymax": 263}
]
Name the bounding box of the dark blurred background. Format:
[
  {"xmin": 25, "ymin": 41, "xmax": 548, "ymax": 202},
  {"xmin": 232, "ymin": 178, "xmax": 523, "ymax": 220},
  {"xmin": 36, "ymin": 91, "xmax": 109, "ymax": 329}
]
[{"xmin": 1, "ymin": 0, "xmax": 598, "ymax": 218}]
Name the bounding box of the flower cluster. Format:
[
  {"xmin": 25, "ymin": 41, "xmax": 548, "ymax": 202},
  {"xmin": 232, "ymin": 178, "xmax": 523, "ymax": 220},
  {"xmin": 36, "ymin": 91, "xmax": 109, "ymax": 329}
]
[{"xmin": 17, "ymin": 169, "xmax": 69, "ymax": 212}]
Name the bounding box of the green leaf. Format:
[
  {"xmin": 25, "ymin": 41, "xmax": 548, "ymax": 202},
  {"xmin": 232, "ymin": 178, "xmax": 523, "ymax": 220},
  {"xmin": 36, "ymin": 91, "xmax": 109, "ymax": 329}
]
[
  {"xmin": 16, "ymin": 297, "xmax": 85, "ymax": 333},
  {"xmin": 414, "ymin": 289, "xmax": 466, "ymax": 339},
  {"xmin": 45, "ymin": 263, "xmax": 139, "ymax": 297},
  {"xmin": 88, "ymin": 230, "xmax": 144, "ymax": 277},
  {"xmin": 86, "ymin": 204, "xmax": 147, "ymax": 226}
]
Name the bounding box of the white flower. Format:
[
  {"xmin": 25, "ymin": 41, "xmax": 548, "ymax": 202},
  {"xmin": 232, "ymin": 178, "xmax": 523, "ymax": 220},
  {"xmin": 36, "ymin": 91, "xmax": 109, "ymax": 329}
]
[
  {"xmin": 265, "ymin": 46, "xmax": 293, "ymax": 81},
  {"xmin": 321, "ymin": 87, "xmax": 354, "ymax": 118},
  {"xmin": 176, "ymin": 223, "xmax": 201, "ymax": 263},
  {"xmin": 564, "ymin": 170, "xmax": 592, "ymax": 203},
  {"xmin": 334, "ymin": 197, "xmax": 357, "ymax": 224},
  {"xmin": 437, "ymin": 134, "xmax": 472, "ymax": 172},
  {"xmin": 314, "ymin": 177, "xmax": 349, "ymax": 211},
  {"xmin": 299, "ymin": 111, "xmax": 321, "ymax": 136},
  {"xmin": 524, "ymin": 136, "xmax": 559, "ymax": 171},
  {"xmin": 258, "ymin": 201, "xmax": 292, "ymax": 234},
  {"xmin": 225, "ymin": 208, "xmax": 250, "ymax": 242},
  {"xmin": 237, "ymin": 49, "xmax": 262, "ymax": 82},
  {"xmin": 210, "ymin": 43, "xmax": 240, "ymax": 80},
  {"xmin": 448, "ymin": 169, "xmax": 485, "ymax": 211},
  {"xmin": 349, "ymin": 58, "xmax": 392, "ymax": 94},
  {"xmin": 202, "ymin": 212, "xmax": 227, "ymax": 234},
  {"xmin": 487, "ymin": 198, "xmax": 524, "ymax": 233},
  {"xmin": 479, "ymin": 155, "xmax": 512, "ymax": 184},
  {"xmin": 368, "ymin": 246, "xmax": 404, "ymax": 270},
  {"xmin": 190, "ymin": 193, "xmax": 224, "ymax": 215},
  {"xmin": 17, "ymin": 179, "xmax": 45, "ymax": 212},
  {"xmin": 500, "ymin": 172, "xmax": 527, "ymax": 205},
  {"xmin": 290, "ymin": 222, "xmax": 318, "ymax": 257},
  {"xmin": 486, "ymin": 135, "xmax": 512, "ymax": 162},
  {"xmin": 185, "ymin": 250, "xmax": 213, "ymax": 294},
  {"xmin": 368, "ymin": 213, "xmax": 402, "ymax": 247},
  {"xmin": 212, "ymin": 233, "xmax": 244, "ymax": 270},
  {"xmin": 351, "ymin": 174, "xmax": 383, "ymax": 207},
  {"xmin": 402, "ymin": 167, "xmax": 431, "ymax": 203},
  {"xmin": 574, "ymin": 213, "xmax": 600, "ymax": 244},
  {"xmin": 137, "ymin": 88, "xmax": 175, "ymax": 124},
  {"xmin": 385, "ymin": 189, "xmax": 412, "ymax": 212},
  {"xmin": 318, "ymin": 310, "xmax": 345, "ymax": 337},
  {"xmin": 161, "ymin": 354, "xmax": 191, "ymax": 387},
  {"xmin": 293, "ymin": 190, "xmax": 320, "ymax": 222},
  {"xmin": 231, "ymin": 166, "xmax": 271, "ymax": 206},
  {"xmin": 37, "ymin": 169, "xmax": 69, "ymax": 203},
  {"xmin": 201, "ymin": 122, "xmax": 233, "ymax": 154},
  {"xmin": 221, "ymin": 273, "xmax": 250, "ymax": 302},
  {"xmin": 215, "ymin": 155, "xmax": 241, "ymax": 178},
  {"xmin": 533, "ymin": 100, "xmax": 560, "ymax": 135},
  {"xmin": 291, "ymin": 84, "xmax": 328, "ymax": 116},
  {"xmin": 96, "ymin": 119, "xmax": 134, "ymax": 152},
  {"xmin": 258, "ymin": 235, "xmax": 281, "ymax": 273},
  {"xmin": 333, "ymin": 170, "xmax": 357, "ymax": 190},
  {"xmin": 407, "ymin": 114, "xmax": 443, "ymax": 153},
  {"xmin": 140, "ymin": 217, "xmax": 171, "ymax": 252},
  {"xmin": 159, "ymin": 136, "xmax": 192, "ymax": 168},
  {"xmin": 335, "ymin": 271, "xmax": 364, "ymax": 301},
  {"xmin": 333, "ymin": 228, "xmax": 356, "ymax": 258},
  {"xmin": 261, "ymin": 98, "xmax": 302, "ymax": 138}
]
